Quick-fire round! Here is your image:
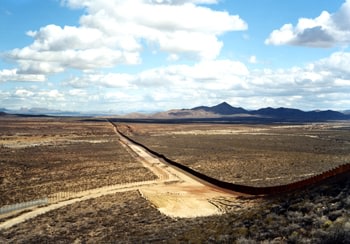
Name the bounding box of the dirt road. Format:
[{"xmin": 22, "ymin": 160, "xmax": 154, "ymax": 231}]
[{"xmin": 0, "ymin": 122, "xmax": 242, "ymax": 230}]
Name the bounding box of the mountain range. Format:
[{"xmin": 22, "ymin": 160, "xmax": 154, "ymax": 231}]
[
  {"xmin": 146, "ymin": 102, "xmax": 350, "ymax": 122},
  {"xmin": 1, "ymin": 102, "xmax": 350, "ymax": 122}
]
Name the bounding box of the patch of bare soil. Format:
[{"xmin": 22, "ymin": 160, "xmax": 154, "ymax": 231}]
[{"xmin": 128, "ymin": 122, "xmax": 350, "ymax": 186}]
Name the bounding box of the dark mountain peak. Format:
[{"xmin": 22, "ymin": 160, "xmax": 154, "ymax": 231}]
[
  {"xmin": 212, "ymin": 101, "xmax": 233, "ymax": 109},
  {"xmin": 193, "ymin": 102, "xmax": 247, "ymax": 115},
  {"xmin": 216, "ymin": 101, "xmax": 231, "ymax": 107}
]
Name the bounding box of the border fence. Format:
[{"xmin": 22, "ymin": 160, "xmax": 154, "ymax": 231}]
[
  {"xmin": 0, "ymin": 198, "xmax": 48, "ymax": 215},
  {"xmin": 113, "ymin": 121, "xmax": 350, "ymax": 196}
]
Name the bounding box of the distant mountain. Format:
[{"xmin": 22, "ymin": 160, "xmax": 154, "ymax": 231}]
[
  {"xmin": 18, "ymin": 107, "xmax": 70, "ymax": 115},
  {"xmin": 0, "ymin": 108, "xmax": 9, "ymax": 113},
  {"xmin": 250, "ymin": 107, "xmax": 348, "ymax": 121},
  {"xmin": 308, "ymin": 110, "xmax": 348, "ymax": 120},
  {"xmin": 193, "ymin": 102, "xmax": 247, "ymax": 115},
  {"xmin": 252, "ymin": 107, "xmax": 305, "ymax": 117},
  {"xmin": 143, "ymin": 102, "xmax": 350, "ymax": 122},
  {"xmin": 150, "ymin": 109, "xmax": 220, "ymax": 119},
  {"xmin": 0, "ymin": 107, "xmax": 87, "ymax": 116},
  {"xmin": 1, "ymin": 102, "xmax": 349, "ymax": 122},
  {"xmin": 149, "ymin": 102, "xmax": 252, "ymax": 119}
]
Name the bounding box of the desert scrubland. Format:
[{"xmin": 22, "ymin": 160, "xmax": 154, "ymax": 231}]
[
  {"xmin": 128, "ymin": 122, "xmax": 350, "ymax": 186},
  {"xmin": 0, "ymin": 117, "xmax": 156, "ymax": 206},
  {"xmin": 0, "ymin": 117, "xmax": 349, "ymax": 243}
]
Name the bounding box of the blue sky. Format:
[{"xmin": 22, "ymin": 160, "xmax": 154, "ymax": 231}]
[{"xmin": 1, "ymin": 0, "xmax": 350, "ymax": 113}]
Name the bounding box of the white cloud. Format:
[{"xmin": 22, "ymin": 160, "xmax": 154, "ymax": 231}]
[
  {"xmin": 39, "ymin": 90, "xmax": 65, "ymax": 100},
  {"xmin": 315, "ymin": 51, "xmax": 350, "ymax": 74},
  {"xmin": 242, "ymin": 51, "xmax": 350, "ymax": 110},
  {"xmin": 334, "ymin": 78, "xmax": 350, "ymax": 86},
  {"xmin": 15, "ymin": 89, "xmax": 34, "ymax": 97},
  {"xmin": 68, "ymin": 89, "xmax": 87, "ymax": 96},
  {"xmin": 149, "ymin": 52, "xmax": 350, "ymax": 110},
  {"xmin": 249, "ymin": 55, "xmax": 257, "ymax": 64},
  {"xmin": 0, "ymin": 69, "xmax": 46, "ymax": 82},
  {"xmin": 64, "ymin": 72, "xmax": 135, "ymax": 88},
  {"xmin": 58, "ymin": 51, "xmax": 350, "ymax": 111},
  {"xmin": 64, "ymin": 59, "xmax": 249, "ymax": 88},
  {"xmin": 1, "ymin": 88, "xmax": 67, "ymax": 110},
  {"xmin": 265, "ymin": 0, "xmax": 350, "ymax": 47},
  {"xmin": 15, "ymin": 24, "xmax": 142, "ymax": 71},
  {"xmin": 4, "ymin": 51, "xmax": 350, "ymax": 111},
  {"xmin": 167, "ymin": 54, "xmax": 180, "ymax": 61},
  {"xmin": 5, "ymin": 0, "xmax": 247, "ymax": 76},
  {"xmin": 104, "ymin": 91, "xmax": 142, "ymax": 102},
  {"xmin": 182, "ymin": 59, "xmax": 249, "ymax": 79}
]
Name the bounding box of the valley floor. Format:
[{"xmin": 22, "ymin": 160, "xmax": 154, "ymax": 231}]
[{"xmin": 0, "ymin": 118, "xmax": 349, "ymax": 243}]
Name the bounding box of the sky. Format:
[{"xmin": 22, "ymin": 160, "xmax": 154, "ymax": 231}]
[{"xmin": 1, "ymin": 0, "xmax": 350, "ymax": 113}]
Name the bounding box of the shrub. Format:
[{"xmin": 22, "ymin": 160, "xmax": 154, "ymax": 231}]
[{"xmin": 319, "ymin": 227, "xmax": 350, "ymax": 244}]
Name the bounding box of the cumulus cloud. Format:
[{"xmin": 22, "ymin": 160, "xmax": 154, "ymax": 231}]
[
  {"xmin": 0, "ymin": 69, "xmax": 46, "ymax": 82},
  {"xmin": 64, "ymin": 72, "xmax": 135, "ymax": 88},
  {"xmin": 0, "ymin": 87, "xmax": 67, "ymax": 110},
  {"xmin": 4, "ymin": 0, "xmax": 247, "ymax": 77},
  {"xmin": 59, "ymin": 59, "xmax": 250, "ymax": 110},
  {"xmin": 15, "ymin": 89, "xmax": 35, "ymax": 97},
  {"xmin": 249, "ymin": 55, "xmax": 257, "ymax": 64},
  {"xmin": 61, "ymin": 51, "xmax": 350, "ymax": 105},
  {"xmin": 242, "ymin": 51, "xmax": 350, "ymax": 109},
  {"xmin": 3, "ymin": 51, "xmax": 350, "ymax": 111},
  {"xmin": 98, "ymin": 52, "xmax": 350, "ymax": 110},
  {"xmin": 7, "ymin": 24, "xmax": 140, "ymax": 73},
  {"xmin": 65, "ymin": 59, "xmax": 249, "ymax": 88},
  {"xmin": 315, "ymin": 51, "xmax": 350, "ymax": 74},
  {"xmin": 265, "ymin": 0, "xmax": 350, "ymax": 47}
]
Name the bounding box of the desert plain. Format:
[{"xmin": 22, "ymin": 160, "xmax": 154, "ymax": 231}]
[{"xmin": 0, "ymin": 116, "xmax": 350, "ymax": 243}]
